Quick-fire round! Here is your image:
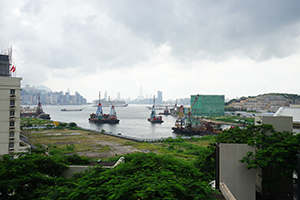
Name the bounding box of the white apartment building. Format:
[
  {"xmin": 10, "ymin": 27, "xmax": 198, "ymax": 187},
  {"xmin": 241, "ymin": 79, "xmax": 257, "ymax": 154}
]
[{"xmin": 0, "ymin": 70, "xmax": 30, "ymax": 155}]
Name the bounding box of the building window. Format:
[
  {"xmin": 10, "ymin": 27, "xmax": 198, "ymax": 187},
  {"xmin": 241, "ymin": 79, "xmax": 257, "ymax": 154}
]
[
  {"xmin": 9, "ymin": 143, "xmax": 14, "ymax": 148},
  {"xmin": 9, "ymin": 132, "xmax": 14, "ymax": 138},
  {"xmin": 10, "ymin": 100, "xmax": 15, "ymax": 105},
  {"xmin": 10, "ymin": 121, "xmax": 14, "ymax": 127},
  {"xmin": 10, "ymin": 110, "xmax": 15, "ymax": 116},
  {"xmin": 10, "ymin": 89, "xmax": 15, "ymax": 95}
]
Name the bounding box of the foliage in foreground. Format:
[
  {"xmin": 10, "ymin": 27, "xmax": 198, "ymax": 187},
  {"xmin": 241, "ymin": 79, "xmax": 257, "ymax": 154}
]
[
  {"xmin": 43, "ymin": 152, "xmax": 215, "ymax": 200},
  {"xmin": 0, "ymin": 148, "xmax": 90, "ymax": 199},
  {"xmin": 0, "ymin": 150, "xmax": 216, "ymax": 200}
]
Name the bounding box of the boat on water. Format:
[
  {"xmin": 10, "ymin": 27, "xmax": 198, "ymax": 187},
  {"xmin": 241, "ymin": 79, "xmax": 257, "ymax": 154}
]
[
  {"xmin": 21, "ymin": 93, "xmax": 51, "ymax": 120},
  {"xmin": 171, "ymin": 95, "xmax": 220, "ymax": 136},
  {"xmin": 148, "ymin": 96, "xmax": 163, "ymax": 123},
  {"xmin": 158, "ymin": 106, "xmax": 170, "ymax": 115},
  {"xmin": 89, "ymin": 93, "xmax": 120, "ymax": 124},
  {"xmin": 61, "ymin": 108, "xmax": 82, "ymax": 111}
]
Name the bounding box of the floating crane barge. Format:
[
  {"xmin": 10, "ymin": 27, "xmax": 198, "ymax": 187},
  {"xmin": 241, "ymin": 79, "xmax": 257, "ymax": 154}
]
[
  {"xmin": 148, "ymin": 96, "xmax": 163, "ymax": 123},
  {"xmin": 89, "ymin": 92, "xmax": 120, "ymax": 124},
  {"xmin": 172, "ymin": 94, "xmax": 221, "ymax": 136}
]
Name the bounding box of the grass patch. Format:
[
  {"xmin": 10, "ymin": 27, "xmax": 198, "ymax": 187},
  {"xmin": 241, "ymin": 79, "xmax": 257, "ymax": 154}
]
[{"xmin": 22, "ymin": 121, "xmax": 216, "ymax": 160}]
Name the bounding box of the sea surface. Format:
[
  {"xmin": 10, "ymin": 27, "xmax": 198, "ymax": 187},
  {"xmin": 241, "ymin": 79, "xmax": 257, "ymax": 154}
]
[
  {"xmin": 35, "ymin": 104, "xmax": 300, "ymax": 139},
  {"xmin": 42, "ymin": 104, "xmax": 183, "ymax": 139}
]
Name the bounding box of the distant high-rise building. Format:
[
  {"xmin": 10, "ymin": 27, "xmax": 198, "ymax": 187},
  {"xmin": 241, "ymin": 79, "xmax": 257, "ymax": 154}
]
[
  {"xmin": 40, "ymin": 90, "xmax": 46, "ymax": 103},
  {"xmin": 117, "ymin": 92, "xmax": 120, "ymax": 100},
  {"xmin": 104, "ymin": 91, "xmax": 107, "ymax": 100},
  {"xmin": 138, "ymin": 87, "xmax": 144, "ymax": 100},
  {"xmin": 157, "ymin": 91, "xmax": 162, "ymax": 104},
  {"xmin": 65, "ymin": 92, "xmax": 70, "ymax": 103}
]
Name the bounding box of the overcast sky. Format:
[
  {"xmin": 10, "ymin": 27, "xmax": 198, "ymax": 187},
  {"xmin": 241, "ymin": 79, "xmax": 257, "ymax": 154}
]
[{"xmin": 1, "ymin": 0, "xmax": 300, "ymax": 102}]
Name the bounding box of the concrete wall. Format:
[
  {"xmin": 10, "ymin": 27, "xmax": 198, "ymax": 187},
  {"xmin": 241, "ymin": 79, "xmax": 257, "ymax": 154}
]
[
  {"xmin": 220, "ymin": 143, "xmax": 255, "ymax": 200},
  {"xmin": 62, "ymin": 157, "xmax": 125, "ymax": 178},
  {"xmin": 255, "ymin": 116, "xmax": 293, "ymax": 132}
]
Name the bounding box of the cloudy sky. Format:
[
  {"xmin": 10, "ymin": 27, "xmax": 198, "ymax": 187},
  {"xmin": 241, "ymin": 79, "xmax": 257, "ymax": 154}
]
[{"xmin": 1, "ymin": 0, "xmax": 300, "ymax": 102}]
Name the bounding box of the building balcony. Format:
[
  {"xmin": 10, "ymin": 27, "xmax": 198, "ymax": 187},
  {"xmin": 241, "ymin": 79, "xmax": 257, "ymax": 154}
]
[
  {"xmin": 10, "ymin": 94, "xmax": 16, "ymax": 98},
  {"xmin": 20, "ymin": 134, "xmax": 29, "ymax": 143},
  {"xmin": 19, "ymin": 140, "xmax": 31, "ymax": 152}
]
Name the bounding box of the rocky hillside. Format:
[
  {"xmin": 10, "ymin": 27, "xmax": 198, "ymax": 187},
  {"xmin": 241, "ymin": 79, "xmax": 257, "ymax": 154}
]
[{"xmin": 226, "ymin": 93, "xmax": 300, "ymax": 112}]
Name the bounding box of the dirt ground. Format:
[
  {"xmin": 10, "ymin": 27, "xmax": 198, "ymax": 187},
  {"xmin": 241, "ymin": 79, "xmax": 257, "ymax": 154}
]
[
  {"xmin": 24, "ymin": 129, "xmax": 152, "ymax": 159},
  {"xmin": 76, "ymin": 140, "xmax": 150, "ymax": 158}
]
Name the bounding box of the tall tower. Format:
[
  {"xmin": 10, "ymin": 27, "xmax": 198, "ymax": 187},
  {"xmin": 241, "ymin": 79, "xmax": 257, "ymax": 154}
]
[
  {"xmin": 138, "ymin": 86, "xmax": 144, "ymax": 100},
  {"xmin": 104, "ymin": 91, "xmax": 107, "ymax": 100},
  {"xmin": 157, "ymin": 91, "xmax": 162, "ymax": 104}
]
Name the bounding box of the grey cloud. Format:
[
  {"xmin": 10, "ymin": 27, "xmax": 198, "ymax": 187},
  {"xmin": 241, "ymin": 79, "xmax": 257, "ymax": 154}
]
[{"xmin": 102, "ymin": 0, "xmax": 300, "ymax": 61}]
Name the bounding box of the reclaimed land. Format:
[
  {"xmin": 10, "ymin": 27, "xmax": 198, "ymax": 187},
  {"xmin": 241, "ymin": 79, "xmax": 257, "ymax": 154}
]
[{"xmin": 22, "ymin": 128, "xmax": 213, "ymax": 160}]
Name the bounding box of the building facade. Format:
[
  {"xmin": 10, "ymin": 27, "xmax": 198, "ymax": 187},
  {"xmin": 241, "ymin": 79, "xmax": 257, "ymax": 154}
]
[
  {"xmin": 191, "ymin": 95, "xmax": 225, "ymax": 116},
  {"xmin": 0, "ymin": 76, "xmax": 30, "ymax": 155}
]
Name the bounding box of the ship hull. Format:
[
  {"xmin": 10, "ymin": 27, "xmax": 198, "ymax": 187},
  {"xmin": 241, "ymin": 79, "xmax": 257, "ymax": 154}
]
[
  {"xmin": 89, "ymin": 118, "xmax": 120, "ymax": 124},
  {"xmin": 172, "ymin": 127, "xmax": 218, "ymax": 136},
  {"xmin": 148, "ymin": 118, "xmax": 164, "ymax": 123}
]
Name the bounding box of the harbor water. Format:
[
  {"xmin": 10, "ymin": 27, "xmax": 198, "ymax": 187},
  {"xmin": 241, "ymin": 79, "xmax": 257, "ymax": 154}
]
[{"xmin": 43, "ymin": 104, "xmax": 182, "ymax": 139}]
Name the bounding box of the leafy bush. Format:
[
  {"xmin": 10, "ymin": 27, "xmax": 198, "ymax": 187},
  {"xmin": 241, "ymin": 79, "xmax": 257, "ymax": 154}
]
[{"xmin": 43, "ymin": 153, "xmax": 215, "ymax": 199}]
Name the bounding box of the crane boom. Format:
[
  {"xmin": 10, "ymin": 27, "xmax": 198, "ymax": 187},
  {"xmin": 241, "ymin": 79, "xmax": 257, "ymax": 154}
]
[{"xmin": 187, "ymin": 94, "xmax": 199, "ymax": 116}]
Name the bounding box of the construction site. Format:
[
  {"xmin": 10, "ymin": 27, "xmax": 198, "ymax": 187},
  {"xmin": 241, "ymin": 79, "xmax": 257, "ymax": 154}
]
[{"xmin": 227, "ymin": 94, "xmax": 300, "ymax": 113}]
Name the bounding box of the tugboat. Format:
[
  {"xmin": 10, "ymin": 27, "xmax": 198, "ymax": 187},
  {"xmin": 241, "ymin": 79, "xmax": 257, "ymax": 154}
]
[
  {"xmin": 148, "ymin": 96, "xmax": 163, "ymax": 123},
  {"xmin": 89, "ymin": 93, "xmax": 119, "ymax": 124},
  {"xmin": 159, "ymin": 106, "xmax": 170, "ymax": 115}
]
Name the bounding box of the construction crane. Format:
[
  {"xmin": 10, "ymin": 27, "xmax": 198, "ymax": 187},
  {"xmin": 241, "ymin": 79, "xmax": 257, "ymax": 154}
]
[
  {"xmin": 185, "ymin": 94, "xmax": 199, "ymax": 127},
  {"xmin": 187, "ymin": 94, "xmax": 199, "ymax": 116}
]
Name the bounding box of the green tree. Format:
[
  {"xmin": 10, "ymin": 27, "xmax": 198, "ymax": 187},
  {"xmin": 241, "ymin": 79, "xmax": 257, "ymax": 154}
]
[
  {"xmin": 43, "ymin": 153, "xmax": 215, "ymax": 200},
  {"xmin": 239, "ymin": 127, "xmax": 300, "ymax": 199},
  {"xmin": 0, "ymin": 149, "xmax": 68, "ymax": 199},
  {"xmin": 215, "ymin": 124, "xmax": 299, "ymax": 199}
]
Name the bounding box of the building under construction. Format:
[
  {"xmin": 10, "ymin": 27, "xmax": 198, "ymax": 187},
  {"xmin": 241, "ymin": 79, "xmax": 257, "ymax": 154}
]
[{"xmin": 191, "ymin": 95, "xmax": 225, "ymax": 116}]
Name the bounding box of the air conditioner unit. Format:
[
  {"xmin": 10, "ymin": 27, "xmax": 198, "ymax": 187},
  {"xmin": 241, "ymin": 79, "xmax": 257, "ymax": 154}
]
[{"xmin": 10, "ymin": 116, "xmax": 15, "ymax": 120}]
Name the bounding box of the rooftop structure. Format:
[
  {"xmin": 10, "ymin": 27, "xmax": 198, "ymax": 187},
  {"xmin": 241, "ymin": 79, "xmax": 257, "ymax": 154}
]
[{"xmin": 274, "ymin": 106, "xmax": 300, "ymax": 127}]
